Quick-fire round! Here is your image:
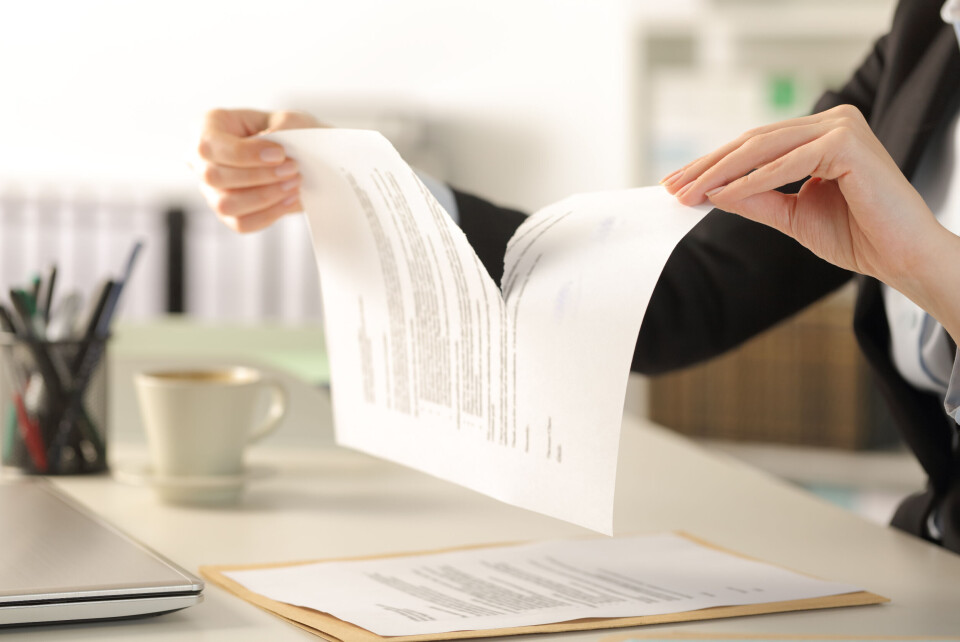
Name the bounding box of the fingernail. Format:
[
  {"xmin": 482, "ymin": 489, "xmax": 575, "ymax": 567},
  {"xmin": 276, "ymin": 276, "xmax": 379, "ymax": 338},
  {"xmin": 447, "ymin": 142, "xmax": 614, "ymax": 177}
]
[
  {"xmin": 705, "ymin": 186, "xmax": 724, "ymax": 198},
  {"xmin": 280, "ymin": 178, "xmax": 300, "ymax": 191},
  {"xmin": 275, "ymin": 161, "xmax": 298, "ymax": 178},
  {"xmin": 660, "ymin": 169, "xmax": 683, "ymax": 185},
  {"xmin": 675, "ymin": 183, "xmax": 693, "ymax": 198},
  {"xmin": 260, "ymin": 147, "xmax": 285, "ymax": 163},
  {"xmin": 281, "ymin": 194, "xmax": 298, "ymax": 206}
]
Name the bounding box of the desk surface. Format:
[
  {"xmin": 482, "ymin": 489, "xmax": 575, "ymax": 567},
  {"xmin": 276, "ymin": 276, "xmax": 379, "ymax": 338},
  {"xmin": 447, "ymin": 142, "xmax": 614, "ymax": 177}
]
[{"xmin": 8, "ymin": 407, "xmax": 960, "ymax": 640}]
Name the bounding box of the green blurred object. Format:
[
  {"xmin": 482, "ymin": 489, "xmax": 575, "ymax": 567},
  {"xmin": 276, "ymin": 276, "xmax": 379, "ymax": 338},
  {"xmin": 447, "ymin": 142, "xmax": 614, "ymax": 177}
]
[
  {"xmin": 3, "ymin": 408, "xmax": 17, "ymax": 462},
  {"xmin": 768, "ymin": 75, "xmax": 797, "ymax": 110},
  {"xmin": 112, "ymin": 318, "xmax": 330, "ymax": 385}
]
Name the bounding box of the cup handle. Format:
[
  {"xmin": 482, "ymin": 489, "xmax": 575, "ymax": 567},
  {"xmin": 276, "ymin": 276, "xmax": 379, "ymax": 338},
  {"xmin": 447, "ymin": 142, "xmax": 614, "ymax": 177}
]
[{"xmin": 248, "ymin": 379, "xmax": 287, "ymax": 443}]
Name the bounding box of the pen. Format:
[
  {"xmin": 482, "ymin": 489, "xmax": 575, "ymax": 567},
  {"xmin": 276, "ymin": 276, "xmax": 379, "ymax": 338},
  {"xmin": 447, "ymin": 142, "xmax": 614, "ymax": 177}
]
[
  {"xmin": 57, "ymin": 242, "xmax": 143, "ymax": 467},
  {"xmin": 121, "ymin": 241, "xmax": 143, "ymax": 286},
  {"xmin": 46, "ymin": 291, "xmax": 83, "ymax": 342},
  {"xmin": 90, "ymin": 241, "xmax": 142, "ymax": 338},
  {"xmin": 68, "ymin": 241, "xmax": 142, "ymax": 377},
  {"xmin": 13, "ymin": 387, "xmax": 47, "ymax": 472},
  {"xmin": 37, "ymin": 264, "xmax": 57, "ymax": 327},
  {"xmin": 0, "ymin": 344, "xmax": 47, "ymax": 472},
  {"xmin": 10, "ymin": 288, "xmax": 41, "ymax": 337},
  {"xmin": 95, "ymin": 280, "xmax": 123, "ymax": 338},
  {"xmin": 0, "ymin": 304, "xmax": 23, "ymax": 337},
  {"xmin": 69, "ymin": 279, "xmax": 114, "ymax": 372},
  {"xmin": 28, "ymin": 275, "xmax": 40, "ymax": 308},
  {"xmin": 0, "ymin": 308, "xmax": 20, "ymax": 464}
]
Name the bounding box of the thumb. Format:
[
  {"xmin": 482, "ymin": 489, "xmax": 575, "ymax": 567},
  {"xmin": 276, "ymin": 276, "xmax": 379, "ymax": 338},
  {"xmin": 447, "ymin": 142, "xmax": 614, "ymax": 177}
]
[{"xmin": 707, "ymin": 188, "xmax": 798, "ymax": 239}]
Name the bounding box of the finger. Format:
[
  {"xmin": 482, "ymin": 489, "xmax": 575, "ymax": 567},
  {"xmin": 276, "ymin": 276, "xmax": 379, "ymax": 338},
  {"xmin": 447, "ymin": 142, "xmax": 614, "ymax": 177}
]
[
  {"xmin": 710, "ymin": 178, "xmax": 850, "ymax": 265},
  {"xmin": 675, "ymin": 122, "xmax": 832, "ymax": 206},
  {"xmin": 200, "ymin": 160, "xmax": 299, "ymax": 190},
  {"xmin": 196, "ymin": 130, "xmax": 287, "ymax": 168},
  {"xmin": 661, "ymin": 156, "xmax": 705, "ymax": 191},
  {"xmin": 665, "ymin": 105, "xmax": 866, "ymax": 194},
  {"xmin": 209, "ymin": 178, "xmax": 302, "ymax": 219},
  {"xmin": 217, "ymin": 197, "xmax": 302, "ymax": 234},
  {"xmin": 663, "ymin": 113, "xmax": 826, "ymax": 192},
  {"xmin": 707, "ymin": 189, "xmax": 798, "ymax": 238},
  {"xmin": 196, "ymin": 109, "xmax": 287, "ymax": 168},
  {"xmin": 702, "ymin": 134, "xmax": 841, "ymax": 208}
]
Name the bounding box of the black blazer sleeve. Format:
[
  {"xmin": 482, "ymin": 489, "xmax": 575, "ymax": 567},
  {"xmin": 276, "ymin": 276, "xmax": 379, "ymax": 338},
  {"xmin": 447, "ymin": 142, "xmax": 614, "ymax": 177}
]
[
  {"xmin": 632, "ymin": 213, "xmax": 852, "ymax": 374},
  {"xmin": 454, "ymin": 190, "xmax": 527, "ymax": 287},
  {"xmin": 455, "ymin": 181, "xmax": 852, "ymax": 376},
  {"xmin": 451, "ymin": 20, "xmax": 900, "ymax": 376},
  {"xmin": 455, "ymin": 200, "xmax": 856, "ymax": 378}
]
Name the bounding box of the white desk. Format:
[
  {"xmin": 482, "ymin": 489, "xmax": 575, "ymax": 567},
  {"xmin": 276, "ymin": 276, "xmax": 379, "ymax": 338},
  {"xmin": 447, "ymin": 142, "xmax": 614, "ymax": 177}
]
[{"xmin": 9, "ymin": 402, "xmax": 960, "ymax": 640}]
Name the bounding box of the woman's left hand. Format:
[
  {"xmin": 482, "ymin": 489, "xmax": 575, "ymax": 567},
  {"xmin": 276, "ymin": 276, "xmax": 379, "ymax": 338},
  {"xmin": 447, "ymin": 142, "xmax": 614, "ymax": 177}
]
[
  {"xmin": 663, "ymin": 103, "xmax": 960, "ymax": 342},
  {"xmin": 662, "ymin": 104, "xmax": 954, "ymax": 303}
]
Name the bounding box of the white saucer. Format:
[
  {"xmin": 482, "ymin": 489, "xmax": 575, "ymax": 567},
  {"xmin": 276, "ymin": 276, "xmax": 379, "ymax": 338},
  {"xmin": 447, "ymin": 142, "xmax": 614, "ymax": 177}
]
[{"xmin": 113, "ymin": 463, "xmax": 275, "ymax": 505}]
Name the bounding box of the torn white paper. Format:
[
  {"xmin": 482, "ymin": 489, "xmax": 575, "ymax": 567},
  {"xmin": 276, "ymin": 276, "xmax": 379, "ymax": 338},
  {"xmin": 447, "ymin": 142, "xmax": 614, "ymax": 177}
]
[
  {"xmin": 224, "ymin": 533, "xmax": 862, "ymax": 636},
  {"xmin": 267, "ymin": 129, "xmax": 709, "ymax": 534}
]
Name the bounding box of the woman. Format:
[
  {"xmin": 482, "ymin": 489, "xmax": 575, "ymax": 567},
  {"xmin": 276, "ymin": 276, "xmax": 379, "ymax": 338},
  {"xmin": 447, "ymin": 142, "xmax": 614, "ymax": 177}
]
[{"xmin": 193, "ymin": 0, "xmax": 960, "ymax": 551}]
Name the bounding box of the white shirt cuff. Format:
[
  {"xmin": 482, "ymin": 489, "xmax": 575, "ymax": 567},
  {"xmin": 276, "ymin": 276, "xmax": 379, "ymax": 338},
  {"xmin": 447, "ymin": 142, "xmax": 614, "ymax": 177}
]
[
  {"xmin": 415, "ymin": 171, "xmax": 459, "ymax": 226},
  {"xmin": 944, "ymin": 348, "xmax": 960, "ymax": 434}
]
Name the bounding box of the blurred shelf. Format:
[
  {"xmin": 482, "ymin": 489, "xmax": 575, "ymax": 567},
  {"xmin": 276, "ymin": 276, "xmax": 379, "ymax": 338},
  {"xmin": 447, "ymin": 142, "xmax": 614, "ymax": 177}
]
[{"xmin": 632, "ymin": 0, "xmax": 897, "ymax": 183}]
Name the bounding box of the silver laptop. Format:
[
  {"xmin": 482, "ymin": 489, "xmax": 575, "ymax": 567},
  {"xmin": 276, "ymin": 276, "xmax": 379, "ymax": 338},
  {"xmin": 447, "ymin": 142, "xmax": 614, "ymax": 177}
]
[{"xmin": 0, "ymin": 479, "xmax": 203, "ymax": 626}]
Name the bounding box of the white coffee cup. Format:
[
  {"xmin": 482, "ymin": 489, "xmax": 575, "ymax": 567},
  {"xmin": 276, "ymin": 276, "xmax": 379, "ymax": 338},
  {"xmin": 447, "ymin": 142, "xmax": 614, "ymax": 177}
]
[{"xmin": 134, "ymin": 367, "xmax": 287, "ymax": 505}]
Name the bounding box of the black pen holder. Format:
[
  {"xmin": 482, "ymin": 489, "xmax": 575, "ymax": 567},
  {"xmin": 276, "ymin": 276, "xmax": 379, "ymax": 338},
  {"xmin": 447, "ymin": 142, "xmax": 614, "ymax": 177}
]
[{"xmin": 0, "ymin": 333, "xmax": 109, "ymax": 475}]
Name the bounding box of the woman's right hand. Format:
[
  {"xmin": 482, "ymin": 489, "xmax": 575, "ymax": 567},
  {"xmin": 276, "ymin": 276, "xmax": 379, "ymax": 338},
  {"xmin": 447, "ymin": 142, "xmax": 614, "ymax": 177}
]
[{"xmin": 193, "ymin": 109, "xmax": 321, "ymax": 233}]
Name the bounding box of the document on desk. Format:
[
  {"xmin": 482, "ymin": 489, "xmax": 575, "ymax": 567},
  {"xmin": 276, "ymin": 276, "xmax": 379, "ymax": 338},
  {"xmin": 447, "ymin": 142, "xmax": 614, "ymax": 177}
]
[
  {"xmin": 267, "ymin": 129, "xmax": 709, "ymax": 534},
  {"xmin": 221, "ymin": 533, "xmax": 864, "ymax": 637}
]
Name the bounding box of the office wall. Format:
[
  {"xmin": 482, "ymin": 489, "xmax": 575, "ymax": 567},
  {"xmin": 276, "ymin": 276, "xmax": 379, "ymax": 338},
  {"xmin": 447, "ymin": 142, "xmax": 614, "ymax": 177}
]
[
  {"xmin": 0, "ymin": 0, "xmax": 677, "ymax": 325},
  {"xmin": 0, "ymin": 0, "xmax": 896, "ymax": 325},
  {"xmin": 0, "ymin": 0, "xmax": 655, "ymax": 212}
]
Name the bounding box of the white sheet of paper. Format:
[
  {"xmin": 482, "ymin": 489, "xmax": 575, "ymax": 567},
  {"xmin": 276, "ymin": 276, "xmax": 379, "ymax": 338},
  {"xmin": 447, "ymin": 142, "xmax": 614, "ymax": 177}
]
[
  {"xmin": 224, "ymin": 533, "xmax": 862, "ymax": 636},
  {"xmin": 267, "ymin": 129, "xmax": 709, "ymax": 534}
]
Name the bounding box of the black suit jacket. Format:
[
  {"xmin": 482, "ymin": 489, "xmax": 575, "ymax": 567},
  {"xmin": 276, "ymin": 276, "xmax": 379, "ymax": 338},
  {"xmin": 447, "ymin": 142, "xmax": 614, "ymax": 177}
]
[{"xmin": 453, "ymin": 0, "xmax": 960, "ymax": 551}]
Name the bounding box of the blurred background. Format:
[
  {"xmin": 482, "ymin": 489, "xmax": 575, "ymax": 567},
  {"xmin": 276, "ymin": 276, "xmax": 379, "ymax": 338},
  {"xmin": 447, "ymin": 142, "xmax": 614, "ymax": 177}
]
[{"xmin": 2, "ymin": 0, "xmax": 922, "ymax": 519}]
